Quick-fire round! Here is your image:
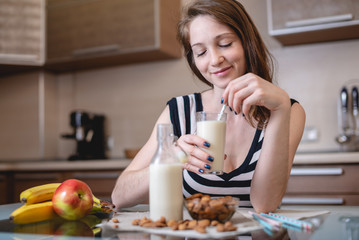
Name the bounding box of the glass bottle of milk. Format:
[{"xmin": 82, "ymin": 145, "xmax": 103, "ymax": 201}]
[{"xmin": 149, "ymin": 124, "xmax": 184, "ymax": 221}]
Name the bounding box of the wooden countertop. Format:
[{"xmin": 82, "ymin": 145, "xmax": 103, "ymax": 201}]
[
  {"xmin": 1, "ymin": 151, "xmax": 359, "ymax": 172},
  {"xmin": 0, "ymin": 159, "xmax": 132, "ymax": 172}
]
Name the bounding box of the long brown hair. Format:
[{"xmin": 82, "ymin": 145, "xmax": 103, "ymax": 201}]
[{"xmin": 177, "ymin": 0, "xmax": 273, "ymax": 128}]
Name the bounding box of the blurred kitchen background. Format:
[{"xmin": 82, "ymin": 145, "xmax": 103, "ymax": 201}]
[
  {"xmin": 1, "ymin": 0, "xmax": 359, "ymax": 161},
  {"xmin": 1, "ymin": 0, "xmax": 359, "ymax": 205}
]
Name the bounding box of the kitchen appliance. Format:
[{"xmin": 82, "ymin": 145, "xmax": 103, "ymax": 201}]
[
  {"xmin": 336, "ymin": 80, "xmax": 359, "ymax": 151},
  {"xmin": 61, "ymin": 111, "xmax": 107, "ymax": 160}
]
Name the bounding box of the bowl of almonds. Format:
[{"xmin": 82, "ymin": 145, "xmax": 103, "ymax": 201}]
[{"xmin": 184, "ymin": 193, "xmax": 239, "ymax": 223}]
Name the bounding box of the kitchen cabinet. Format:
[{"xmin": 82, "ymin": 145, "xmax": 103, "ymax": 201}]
[
  {"xmin": 1, "ymin": 0, "xmax": 181, "ymax": 74},
  {"xmin": 267, "ymin": 0, "xmax": 359, "ymax": 45},
  {"xmin": 0, "ymin": 0, "xmax": 46, "ymax": 72},
  {"xmin": 0, "ymin": 174, "xmax": 6, "ymax": 204},
  {"xmin": 10, "ymin": 170, "xmax": 121, "ymax": 203},
  {"xmin": 283, "ymin": 164, "xmax": 359, "ymax": 206},
  {"xmin": 45, "ymin": 0, "xmax": 182, "ymax": 72}
]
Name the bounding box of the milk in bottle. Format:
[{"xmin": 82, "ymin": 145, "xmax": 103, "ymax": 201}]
[{"xmin": 149, "ymin": 124, "xmax": 184, "ymax": 221}]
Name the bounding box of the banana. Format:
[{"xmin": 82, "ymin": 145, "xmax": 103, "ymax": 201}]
[
  {"xmin": 92, "ymin": 227, "xmax": 102, "ymax": 236},
  {"xmin": 20, "ymin": 182, "xmax": 103, "ymax": 206},
  {"xmin": 80, "ymin": 214, "xmax": 102, "ymax": 228},
  {"xmin": 20, "ymin": 183, "xmax": 61, "ymax": 204},
  {"xmin": 92, "ymin": 194, "xmax": 101, "ymax": 206},
  {"xmin": 10, "ymin": 201, "xmax": 57, "ymax": 224},
  {"xmin": 13, "ymin": 218, "xmax": 64, "ymax": 235},
  {"xmin": 90, "ymin": 202, "xmax": 103, "ymax": 214}
]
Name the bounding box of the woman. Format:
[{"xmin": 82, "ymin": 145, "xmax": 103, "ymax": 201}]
[{"xmin": 111, "ymin": 0, "xmax": 305, "ymax": 213}]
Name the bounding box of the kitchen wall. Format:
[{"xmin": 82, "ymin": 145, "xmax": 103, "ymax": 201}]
[
  {"xmin": 1, "ymin": 0, "xmax": 359, "ymax": 160},
  {"xmin": 56, "ymin": 58, "xmax": 207, "ymax": 159}
]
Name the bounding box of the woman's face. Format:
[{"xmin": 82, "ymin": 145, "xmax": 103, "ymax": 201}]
[{"xmin": 189, "ymin": 15, "xmax": 246, "ymax": 89}]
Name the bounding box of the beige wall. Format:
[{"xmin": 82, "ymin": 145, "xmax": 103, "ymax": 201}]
[
  {"xmin": 1, "ymin": 0, "xmax": 359, "ymax": 160},
  {"xmin": 0, "ymin": 71, "xmax": 58, "ymax": 160},
  {"xmin": 56, "ymin": 58, "xmax": 208, "ymax": 159}
]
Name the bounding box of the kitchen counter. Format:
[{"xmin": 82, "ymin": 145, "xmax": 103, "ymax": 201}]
[
  {"xmin": 0, "ymin": 203, "xmax": 358, "ymax": 239},
  {"xmin": 1, "ymin": 151, "xmax": 359, "ymax": 172},
  {"xmin": 294, "ymin": 151, "xmax": 359, "ymax": 164},
  {"xmin": 0, "ymin": 159, "xmax": 132, "ymax": 172}
]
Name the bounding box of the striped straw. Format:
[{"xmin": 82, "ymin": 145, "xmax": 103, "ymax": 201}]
[
  {"xmin": 261, "ymin": 212, "xmax": 313, "ymax": 231},
  {"xmin": 217, "ymin": 104, "xmax": 227, "ymax": 121}
]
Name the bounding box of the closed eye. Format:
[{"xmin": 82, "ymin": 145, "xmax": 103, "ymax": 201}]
[
  {"xmin": 220, "ymin": 42, "xmax": 232, "ymax": 48},
  {"xmin": 196, "ymin": 50, "xmax": 206, "ymax": 57}
]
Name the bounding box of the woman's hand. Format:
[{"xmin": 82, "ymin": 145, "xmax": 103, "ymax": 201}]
[
  {"xmin": 222, "ymin": 73, "xmax": 290, "ymax": 117},
  {"xmin": 176, "ymin": 134, "xmax": 214, "ymax": 173}
]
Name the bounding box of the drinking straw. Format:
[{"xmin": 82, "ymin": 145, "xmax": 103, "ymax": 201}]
[
  {"xmin": 217, "ymin": 104, "xmax": 227, "ymax": 121},
  {"xmin": 249, "ymin": 211, "xmax": 281, "ymax": 231},
  {"xmin": 260, "ymin": 212, "xmax": 313, "ymax": 231},
  {"xmin": 251, "ymin": 213, "xmax": 277, "ymax": 232},
  {"xmin": 249, "ymin": 211, "xmax": 281, "ymax": 228}
]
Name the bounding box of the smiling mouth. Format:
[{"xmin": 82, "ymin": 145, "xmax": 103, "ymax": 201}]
[{"xmin": 212, "ymin": 67, "xmax": 231, "ymax": 75}]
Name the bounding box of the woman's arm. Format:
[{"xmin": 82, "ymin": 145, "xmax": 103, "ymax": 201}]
[
  {"xmin": 250, "ymin": 101, "xmax": 305, "ymax": 213},
  {"xmin": 222, "ymin": 73, "xmax": 306, "ymax": 213},
  {"xmin": 111, "ymin": 106, "xmax": 172, "ymax": 209},
  {"xmin": 111, "ymin": 103, "xmax": 217, "ymax": 209}
]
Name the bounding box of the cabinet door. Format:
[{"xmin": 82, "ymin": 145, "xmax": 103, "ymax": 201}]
[
  {"xmin": 283, "ymin": 164, "xmax": 359, "ymax": 205},
  {"xmin": 268, "ymin": 0, "xmax": 359, "ymax": 45},
  {"xmin": 0, "ymin": 0, "xmax": 45, "ymax": 66},
  {"xmin": 0, "ymin": 174, "xmax": 7, "ymax": 204},
  {"xmin": 46, "ymin": 0, "xmax": 181, "ymax": 72},
  {"xmin": 270, "ymin": 0, "xmax": 356, "ymax": 30},
  {"xmin": 286, "ymin": 165, "xmax": 359, "ymax": 194}
]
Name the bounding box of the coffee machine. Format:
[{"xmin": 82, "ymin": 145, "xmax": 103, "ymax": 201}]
[{"xmin": 62, "ymin": 111, "xmax": 107, "ymax": 160}]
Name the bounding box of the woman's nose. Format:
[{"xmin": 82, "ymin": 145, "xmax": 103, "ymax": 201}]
[{"xmin": 210, "ymin": 51, "xmax": 224, "ymax": 66}]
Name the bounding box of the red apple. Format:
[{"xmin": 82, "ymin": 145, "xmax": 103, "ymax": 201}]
[
  {"xmin": 52, "ymin": 179, "xmax": 93, "ymax": 220},
  {"xmin": 54, "ymin": 220, "xmax": 94, "ymax": 237}
]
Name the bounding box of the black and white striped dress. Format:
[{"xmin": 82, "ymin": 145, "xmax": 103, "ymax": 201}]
[{"xmin": 167, "ymin": 93, "xmax": 264, "ymax": 207}]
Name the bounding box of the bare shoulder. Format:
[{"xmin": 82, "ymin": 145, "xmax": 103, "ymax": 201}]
[
  {"xmin": 291, "ymin": 101, "xmax": 306, "ymax": 124},
  {"xmin": 289, "ymin": 102, "xmax": 306, "ymax": 148}
]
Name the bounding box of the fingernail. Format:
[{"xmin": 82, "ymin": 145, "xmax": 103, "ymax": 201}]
[
  {"xmin": 234, "ymin": 111, "xmax": 238, "ymax": 115},
  {"xmin": 199, "ymin": 169, "xmax": 204, "ymax": 173},
  {"xmin": 203, "ymin": 142, "xmax": 210, "ymax": 147},
  {"xmin": 205, "ymin": 164, "xmax": 211, "ymax": 170},
  {"xmin": 221, "ymin": 98, "xmax": 224, "ymax": 104},
  {"xmin": 207, "ymin": 156, "xmax": 214, "ymax": 162},
  {"xmin": 229, "ymin": 107, "xmax": 233, "ymax": 112},
  {"xmin": 242, "ymin": 113, "xmax": 245, "ymax": 117}
]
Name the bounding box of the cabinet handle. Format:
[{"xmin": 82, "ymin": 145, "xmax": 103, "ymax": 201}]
[
  {"xmin": 15, "ymin": 174, "xmax": 59, "ymax": 180},
  {"xmin": 0, "ymin": 53, "xmax": 38, "ymax": 61},
  {"xmin": 285, "ymin": 13, "xmax": 353, "ymax": 28},
  {"xmin": 72, "ymin": 172, "xmax": 119, "ymax": 179},
  {"xmin": 282, "ymin": 197, "xmax": 344, "ymax": 205},
  {"xmin": 73, "ymin": 44, "xmax": 119, "ymax": 57},
  {"xmin": 290, "ymin": 168, "xmax": 343, "ymax": 176}
]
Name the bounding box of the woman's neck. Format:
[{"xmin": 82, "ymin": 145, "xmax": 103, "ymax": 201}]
[{"xmin": 201, "ymin": 88, "xmax": 225, "ymax": 112}]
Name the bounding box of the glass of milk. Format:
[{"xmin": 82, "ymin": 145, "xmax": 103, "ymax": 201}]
[{"xmin": 196, "ymin": 112, "xmax": 227, "ymax": 175}]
